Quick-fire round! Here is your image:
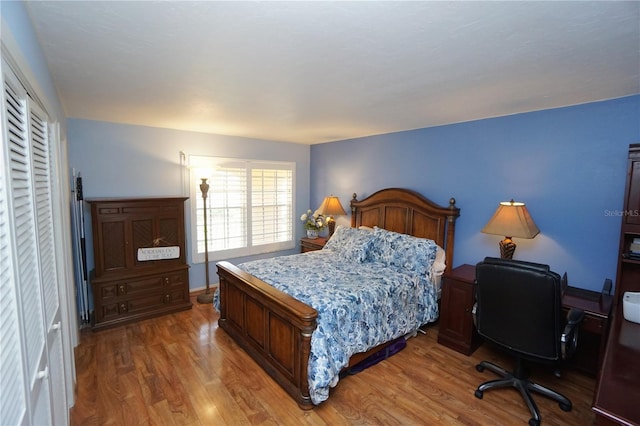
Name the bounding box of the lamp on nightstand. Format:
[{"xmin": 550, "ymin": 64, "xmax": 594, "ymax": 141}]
[
  {"xmin": 197, "ymin": 178, "xmax": 214, "ymax": 304},
  {"xmin": 317, "ymin": 195, "xmax": 347, "ymax": 238},
  {"xmin": 481, "ymin": 199, "xmax": 539, "ymax": 260}
]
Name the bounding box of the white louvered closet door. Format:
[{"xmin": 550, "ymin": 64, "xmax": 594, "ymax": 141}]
[
  {"xmin": 0, "ymin": 76, "xmax": 27, "ymax": 426},
  {"xmin": 30, "ymin": 100, "xmax": 67, "ymax": 426},
  {"xmin": 1, "ymin": 58, "xmax": 53, "ymax": 425}
]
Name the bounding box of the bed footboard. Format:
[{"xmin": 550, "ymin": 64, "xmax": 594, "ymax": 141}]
[{"xmin": 216, "ymin": 261, "xmax": 318, "ymax": 409}]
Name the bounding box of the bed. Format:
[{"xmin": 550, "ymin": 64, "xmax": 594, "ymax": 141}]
[{"xmin": 215, "ymin": 188, "xmax": 460, "ymax": 409}]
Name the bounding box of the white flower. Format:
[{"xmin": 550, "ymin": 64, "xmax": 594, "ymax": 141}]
[{"xmin": 300, "ymin": 208, "xmax": 327, "ymax": 230}]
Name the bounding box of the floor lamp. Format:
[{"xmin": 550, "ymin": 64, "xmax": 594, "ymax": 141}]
[{"xmin": 197, "ymin": 178, "xmax": 214, "ymax": 304}]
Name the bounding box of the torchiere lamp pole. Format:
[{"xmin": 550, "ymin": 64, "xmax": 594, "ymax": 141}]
[{"xmin": 197, "ymin": 178, "xmax": 214, "ymax": 304}]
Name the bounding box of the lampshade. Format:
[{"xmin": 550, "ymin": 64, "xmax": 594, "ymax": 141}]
[
  {"xmin": 481, "ymin": 200, "xmax": 539, "ymax": 259},
  {"xmin": 317, "ymin": 195, "xmax": 347, "ymax": 237},
  {"xmin": 317, "ymin": 195, "xmax": 347, "ymax": 217}
]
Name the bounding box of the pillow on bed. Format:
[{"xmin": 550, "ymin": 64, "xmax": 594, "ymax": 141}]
[
  {"xmin": 433, "ymin": 246, "xmax": 446, "ymax": 275},
  {"xmin": 323, "ymin": 225, "xmax": 375, "ymax": 262},
  {"xmin": 431, "ymin": 246, "xmax": 447, "ymax": 296},
  {"xmin": 368, "ymin": 227, "xmax": 438, "ymax": 276}
]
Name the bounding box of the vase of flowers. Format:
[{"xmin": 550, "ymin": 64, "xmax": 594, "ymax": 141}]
[{"xmin": 300, "ymin": 209, "xmax": 326, "ymax": 239}]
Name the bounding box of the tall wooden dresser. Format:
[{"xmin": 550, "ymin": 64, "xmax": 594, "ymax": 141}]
[{"xmin": 88, "ymin": 197, "xmax": 191, "ymax": 330}]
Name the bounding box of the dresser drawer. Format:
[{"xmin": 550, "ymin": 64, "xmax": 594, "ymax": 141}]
[
  {"xmin": 166, "ymin": 285, "xmax": 189, "ymax": 304},
  {"xmin": 91, "ymin": 266, "xmax": 191, "ymax": 329},
  {"xmin": 123, "ymin": 275, "xmax": 165, "ymax": 296},
  {"xmin": 581, "ymin": 312, "xmax": 605, "ymax": 334},
  {"xmin": 163, "ymin": 269, "xmax": 188, "ymax": 287},
  {"xmin": 96, "ymin": 269, "xmax": 188, "ymax": 301}
]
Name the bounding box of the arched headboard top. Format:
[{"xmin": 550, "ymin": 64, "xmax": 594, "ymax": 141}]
[{"xmin": 350, "ymin": 188, "xmax": 460, "ymax": 268}]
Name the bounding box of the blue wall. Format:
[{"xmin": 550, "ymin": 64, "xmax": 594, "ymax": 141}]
[
  {"xmin": 1, "ymin": 1, "xmax": 65, "ymax": 126},
  {"xmin": 311, "ymin": 95, "xmax": 640, "ymax": 292},
  {"xmin": 68, "ymin": 119, "xmax": 311, "ymax": 291}
]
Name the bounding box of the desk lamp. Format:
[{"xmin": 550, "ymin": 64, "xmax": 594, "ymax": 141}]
[
  {"xmin": 481, "ymin": 199, "xmax": 539, "ymax": 259},
  {"xmin": 318, "ymin": 195, "xmax": 347, "ymax": 238}
]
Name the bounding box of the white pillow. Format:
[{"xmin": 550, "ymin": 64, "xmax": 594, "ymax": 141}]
[
  {"xmin": 433, "ymin": 246, "xmax": 446, "ymax": 274},
  {"xmin": 431, "ymin": 246, "xmax": 447, "ymax": 298}
]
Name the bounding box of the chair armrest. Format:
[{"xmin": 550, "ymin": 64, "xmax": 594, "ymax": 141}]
[
  {"xmin": 566, "ymin": 308, "xmax": 584, "ymax": 325},
  {"xmin": 561, "ymin": 308, "xmax": 584, "ymax": 359}
]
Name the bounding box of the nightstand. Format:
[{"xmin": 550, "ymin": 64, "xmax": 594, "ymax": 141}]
[
  {"xmin": 438, "ymin": 264, "xmax": 481, "ymax": 355},
  {"xmin": 300, "ymin": 236, "xmax": 328, "ymax": 253}
]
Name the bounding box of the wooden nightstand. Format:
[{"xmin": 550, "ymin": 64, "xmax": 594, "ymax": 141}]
[
  {"xmin": 300, "ymin": 237, "xmax": 328, "ymax": 253},
  {"xmin": 438, "ymin": 264, "xmax": 481, "ymax": 355}
]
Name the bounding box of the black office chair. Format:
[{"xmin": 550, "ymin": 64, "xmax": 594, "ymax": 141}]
[{"xmin": 473, "ymin": 257, "xmax": 584, "ymax": 426}]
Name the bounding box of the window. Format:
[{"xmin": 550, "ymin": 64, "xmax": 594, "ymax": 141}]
[{"xmin": 189, "ymin": 156, "xmax": 295, "ymax": 262}]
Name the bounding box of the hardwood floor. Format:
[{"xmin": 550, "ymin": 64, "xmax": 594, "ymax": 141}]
[{"xmin": 71, "ymin": 294, "xmax": 596, "ymax": 425}]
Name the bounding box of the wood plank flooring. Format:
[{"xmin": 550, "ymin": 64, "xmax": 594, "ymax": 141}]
[{"xmin": 71, "ymin": 294, "xmax": 596, "ymax": 425}]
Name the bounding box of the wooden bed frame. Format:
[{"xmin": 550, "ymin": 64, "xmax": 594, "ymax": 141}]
[{"xmin": 216, "ymin": 188, "xmax": 460, "ymax": 409}]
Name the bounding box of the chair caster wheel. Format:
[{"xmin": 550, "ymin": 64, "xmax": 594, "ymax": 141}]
[
  {"xmin": 528, "ymin": 418, "xmax": 540, "ymax": 426},
  {"xmin": 476, "ymin": 364, "xmax": 485, "ymax": 372},
  {"xmin": 560, "ymin": 402, "xmax": 572, "ymax": 412},
  {"xmin": 474, "ymin": 390, "xmax": 483, "ymax": 399}
]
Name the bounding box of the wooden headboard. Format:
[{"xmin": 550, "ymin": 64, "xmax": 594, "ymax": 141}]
[{"xmin": 350, "ymin": 188, "xmax": 460, "ymax": 268}]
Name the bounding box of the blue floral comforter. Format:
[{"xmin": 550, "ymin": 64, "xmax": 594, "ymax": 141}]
[{"xmin": 234, "ymin": 247, "xmax": 439, "ymax": 404}]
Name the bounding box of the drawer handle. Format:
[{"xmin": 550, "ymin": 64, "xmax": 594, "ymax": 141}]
[
  {"xmin": 120, "ymin": 303, "xmax": 128, "ymax": 313},
  {"xmin": 164, "ymin": 277, "xmax": 170, "ymax": 285},
  {"xmin": 119, "ymin": 285, "xmax": 126, "ymax": 294},
  {"xmin": 164, "ymin": 294, "xmax": 171, "ymax": 303}
]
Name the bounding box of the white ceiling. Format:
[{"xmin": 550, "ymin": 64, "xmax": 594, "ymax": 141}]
[{"xmin": 24, "ymin": 1, "xmax": 640, "ymax": 145}]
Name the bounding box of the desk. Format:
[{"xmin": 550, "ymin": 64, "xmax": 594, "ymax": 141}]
[
  {"xmin": 562, "ymin": 286, "xmax": 613, "ymax": 376},
  {"xmin": 438, "ymin": 264, "xmax": 613, "ymax": 377},
  {"xmin": 593, "ymin": 307, "xmax": 640, "ymax": 426}
]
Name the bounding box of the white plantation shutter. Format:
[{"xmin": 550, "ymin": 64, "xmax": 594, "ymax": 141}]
[
  {"xmin": 251, "ymin": 168, "xmax": 293, "ymax": 245},
  {"xmin": 190, "ymin": 156, "xmax": 295, "ymax": 262},
  {"xmin": 207, "ymin": 165, "xmax": 247, "ymax": 252}
]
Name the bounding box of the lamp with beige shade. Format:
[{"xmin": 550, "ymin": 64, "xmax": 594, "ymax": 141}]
[
  {"xmin": 317, "ymin": 195, "xmax": 347, "ymax": 238},
  {"xmin": 481, "ymin": 200, "xmax": 540, "ymax": 259}
]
